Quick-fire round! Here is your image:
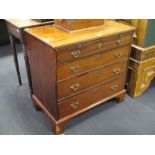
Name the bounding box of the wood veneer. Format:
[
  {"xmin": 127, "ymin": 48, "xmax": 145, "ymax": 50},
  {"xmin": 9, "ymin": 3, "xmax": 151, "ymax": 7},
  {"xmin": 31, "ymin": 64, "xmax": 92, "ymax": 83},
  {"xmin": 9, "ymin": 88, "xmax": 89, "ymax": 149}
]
[{"xmin": 25, "ymin": 20, "xmax": 135, "ymax": 134}]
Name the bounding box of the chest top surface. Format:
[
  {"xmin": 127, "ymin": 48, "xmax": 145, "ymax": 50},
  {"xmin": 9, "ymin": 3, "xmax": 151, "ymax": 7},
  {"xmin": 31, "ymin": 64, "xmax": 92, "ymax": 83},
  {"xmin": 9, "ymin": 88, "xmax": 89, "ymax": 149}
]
[
  {"xmin": 5, "ymin": 19, "xmax": 53, "ymax": 29},
  {"xmin": 25, "ymin": 20, "xmax": 135, "ymax": 49}
]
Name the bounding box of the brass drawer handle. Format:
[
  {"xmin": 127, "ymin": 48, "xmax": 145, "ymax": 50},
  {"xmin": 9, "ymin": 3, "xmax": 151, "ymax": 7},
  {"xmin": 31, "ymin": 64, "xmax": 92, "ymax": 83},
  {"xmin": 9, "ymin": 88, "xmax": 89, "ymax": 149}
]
[
  {"xmin": 70, "ymin": 102, "xmax": 79, "ymax": 109},
  {"xmin": 70, "ymin": 65, "xmax": 80, "ymax": 73},
  {"xmin": 113, "ymin": 68, "xmax": 120, "ymax": 74},
  {"xmin": 115, "ymin": 52, "xmax": 122, "ymax": 59},
  {"xmin": 111, "ymin": 85, "xmax": 118, "ymax": 91},
  {"xmin": 97, "ymin": 42, "xmax": 104, "ymax": 49},
  {"xmin": 70, "ymin": 50, "xmax": 81, "ymax": 58},
  {"xmin": 116, "ymin": 39, "xmax": 123, "ymax": 46},
  {"xmin": 70, "ymin": 83, "xmax": 80, "ymax": 91}
]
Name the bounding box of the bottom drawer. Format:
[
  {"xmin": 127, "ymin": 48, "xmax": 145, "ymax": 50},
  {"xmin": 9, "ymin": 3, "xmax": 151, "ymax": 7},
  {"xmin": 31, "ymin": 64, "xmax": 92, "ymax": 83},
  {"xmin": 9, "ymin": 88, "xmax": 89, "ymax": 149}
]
[{"xmin": 58, "ymin": 76, "xmax": 126, "ymax": 118}]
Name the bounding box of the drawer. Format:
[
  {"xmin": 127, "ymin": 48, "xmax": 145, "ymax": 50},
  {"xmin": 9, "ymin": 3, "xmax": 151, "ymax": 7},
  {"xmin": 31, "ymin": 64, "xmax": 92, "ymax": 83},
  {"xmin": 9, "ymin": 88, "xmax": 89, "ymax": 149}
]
[
  {"xmin": 57, "ymin": 33, "xmax": 132, "ymax": 63},
  {"xmin": 58, "ymin": 61, "xmax": 128, "ymax": 100},
  {"xmin": 58, "ymin": 76, "xmax": 126, "ymax": 118},
  {"xmin": 57, "ymin": 45, "xmax": 130, "ymax": 81}
]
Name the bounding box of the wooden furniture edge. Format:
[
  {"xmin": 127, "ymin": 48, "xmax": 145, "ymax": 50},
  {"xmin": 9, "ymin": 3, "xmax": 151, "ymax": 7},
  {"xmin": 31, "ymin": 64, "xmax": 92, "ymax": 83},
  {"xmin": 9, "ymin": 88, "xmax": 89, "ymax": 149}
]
[
  {"xmin": 25, "ymin": 28, "xmax": 135, "ymax": 49},
  {"xmin": 5, "ymin": 20, "xmax": 54, "ymax": 30},
  {"xmin": 32, "ymin": 90, "xmax": 126, "ymax": 134}
]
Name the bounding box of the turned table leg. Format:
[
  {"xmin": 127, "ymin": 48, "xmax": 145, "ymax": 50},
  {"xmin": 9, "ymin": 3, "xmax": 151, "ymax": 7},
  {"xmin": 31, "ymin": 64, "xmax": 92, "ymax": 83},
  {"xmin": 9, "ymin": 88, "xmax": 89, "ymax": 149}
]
[
  {"xmin": 9, "ymin": 34, "xmax": 22, "ymax": 85},
  {"xmin": 21, "ymin": 43, "xmax": 33, "ymax": 95}
]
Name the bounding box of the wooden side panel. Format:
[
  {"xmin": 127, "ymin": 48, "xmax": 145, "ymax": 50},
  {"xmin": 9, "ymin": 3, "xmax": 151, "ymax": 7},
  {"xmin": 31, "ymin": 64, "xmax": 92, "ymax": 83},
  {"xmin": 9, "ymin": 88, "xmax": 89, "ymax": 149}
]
[{"xmin": 26, "ymin": 34, "xmax": 58, "ymax": 119}]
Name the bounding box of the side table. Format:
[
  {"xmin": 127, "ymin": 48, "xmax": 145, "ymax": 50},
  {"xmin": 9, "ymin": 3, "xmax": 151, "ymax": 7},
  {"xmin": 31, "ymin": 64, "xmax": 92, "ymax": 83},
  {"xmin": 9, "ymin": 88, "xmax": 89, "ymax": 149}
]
[{"xmin": 5, "ymin": 19, "xmax": 53, "ymax": 95}]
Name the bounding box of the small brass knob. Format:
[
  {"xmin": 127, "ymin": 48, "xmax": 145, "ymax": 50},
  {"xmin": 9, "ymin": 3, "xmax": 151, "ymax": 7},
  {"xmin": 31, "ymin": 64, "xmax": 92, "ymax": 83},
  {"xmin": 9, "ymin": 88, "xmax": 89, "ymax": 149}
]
[
  {"xmin": 76, "ymin": 44, "xmax": 82, "ymax": 49},
  {"xmin": 113, "ymin": 68, "xmax": 120, "ymax": 74},
  {"xmin": 115, "ymin": 52, "xmax": 122, "ymax": 59},
  {"xmin": 111, "ymin": 85, "xmax": 118, "ymax": 91},
  {"xmin": 97, "ymin": 42, "xmax": 104, "ymax": 49},
  {"xmin": 70, "ymin": 65, "xmax": 80, "ymax": 73},
  {"xmin": 116, "ymin": 39, "xmax": 123, "ymax": 46},
  {"xmin": 70, "ymin": 83, "xmax": 80, "ymax": 91},
  {"xmin": 70, "ymin": 102, "xmax": 79, "ymax": 109},
  {"xmin": 70, "ymin": 50, "xmax": 81, "ymax": 58}
]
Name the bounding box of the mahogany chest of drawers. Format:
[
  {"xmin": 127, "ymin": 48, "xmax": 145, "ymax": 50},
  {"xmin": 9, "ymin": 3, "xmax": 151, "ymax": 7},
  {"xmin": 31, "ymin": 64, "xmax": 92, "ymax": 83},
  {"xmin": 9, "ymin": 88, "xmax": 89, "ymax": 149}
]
[{"xmin": 25, "ymin": 20, "xmax": 134, "ymax": 134}]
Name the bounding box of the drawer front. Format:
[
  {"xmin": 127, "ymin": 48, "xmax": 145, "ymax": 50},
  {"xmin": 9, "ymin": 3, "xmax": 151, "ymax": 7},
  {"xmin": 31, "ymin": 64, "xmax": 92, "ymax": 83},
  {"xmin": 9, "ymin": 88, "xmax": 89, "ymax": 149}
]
[
  {"xmin": 58, "ymin": 76, "xmax": 126, "ymax": 118},
  {"xmin": 57, "ymin": 45, "xmax": 130, "ymax": 81},
  {"xmin": 58, "ymin": 61, "xmax": 128, "ymax": 100},
  {"xmin": 57, "ymin": 33, "xmax": 132, "ymax": 63}
]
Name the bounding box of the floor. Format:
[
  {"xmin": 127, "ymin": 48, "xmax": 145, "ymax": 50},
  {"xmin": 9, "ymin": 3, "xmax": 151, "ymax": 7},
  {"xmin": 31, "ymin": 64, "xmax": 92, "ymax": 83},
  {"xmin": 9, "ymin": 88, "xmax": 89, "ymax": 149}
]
[{"xmin": 0, "ymin": 43, "xmax": 155, "ymax": 135}]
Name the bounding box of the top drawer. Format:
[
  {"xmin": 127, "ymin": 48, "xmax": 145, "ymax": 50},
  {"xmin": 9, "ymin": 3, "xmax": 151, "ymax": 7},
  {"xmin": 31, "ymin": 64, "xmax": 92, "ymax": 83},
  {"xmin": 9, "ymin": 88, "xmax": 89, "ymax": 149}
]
[{"xmin": 57, "ymin": 33, "xmax": 132, "ymax": 63}]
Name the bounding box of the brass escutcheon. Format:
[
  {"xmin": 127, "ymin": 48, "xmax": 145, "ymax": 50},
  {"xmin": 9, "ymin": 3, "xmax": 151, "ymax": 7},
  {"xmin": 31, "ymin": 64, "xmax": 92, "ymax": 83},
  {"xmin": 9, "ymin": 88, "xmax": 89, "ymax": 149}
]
[
  {"xmin": 116, "ymin": 39, "xmax": 123, "ymax": 46},
  {"xmin": 113, "ymin": 68, "xmax": 120, "ymax": 74},
  {"xmin": 96, "ymin": 54, "xmax": 102, "ymax": 61},
  {"xmin": 115, "ymin": 52, "xmax": 122, "ymax": 59},
  {"xmin": 70, "ymin": 83, "xmax": 80, "ymax": 91},
  {"xmin": 76, "ymin": 44, "xmax": 82, "ymax": 49}
]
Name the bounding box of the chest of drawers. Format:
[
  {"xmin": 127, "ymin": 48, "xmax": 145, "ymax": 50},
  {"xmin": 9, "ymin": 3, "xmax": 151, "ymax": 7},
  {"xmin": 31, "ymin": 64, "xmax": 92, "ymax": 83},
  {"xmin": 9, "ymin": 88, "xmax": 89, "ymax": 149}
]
[{"xmin": 25, "ymin": 20, "xmax": 134, "ymax": 134}]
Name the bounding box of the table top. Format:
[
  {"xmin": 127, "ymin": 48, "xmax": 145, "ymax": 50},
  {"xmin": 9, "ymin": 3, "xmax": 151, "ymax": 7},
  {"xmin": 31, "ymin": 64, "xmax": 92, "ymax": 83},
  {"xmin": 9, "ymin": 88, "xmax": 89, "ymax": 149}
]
[
  {"xmin": 5, "ymin": 19, "xmax": 53, "ymax": 29},
  {"xmin": 25, "ymin": 20, "xmax": 135, "ymax": 49}
]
